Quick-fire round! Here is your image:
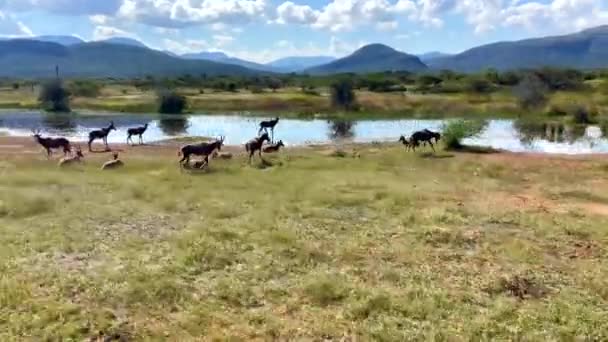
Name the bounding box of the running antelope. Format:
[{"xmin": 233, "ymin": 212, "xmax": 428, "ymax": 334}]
[
  {"xmin": 245, "ymin": 132, "xmax": 270, "ymax": 164},
  {"xmin": 178, "ymin": 136, "xmax": 225, "ymax": 169}
]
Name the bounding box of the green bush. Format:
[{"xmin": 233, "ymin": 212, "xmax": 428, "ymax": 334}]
[
  {"xmin": 465, "ymin": 77, "xmax": 494, "ymax": 94},
  {"xmin": 330, "ymin": 80, "xmax": 357, "ymax": 110},
  {"xmin": 513, "ymin": 73, "xmax": 548, "ymax": 110},
  {"xmin": 441, "ymin": 119, "xmax": 488, "ymax": 149},
  {"xmin": 38, "ymin": 79, "xmax": 71, "ymax": 112},
  {"xmin": 158, "ymin": 90, "xmax": 187, "ymax": 114}
]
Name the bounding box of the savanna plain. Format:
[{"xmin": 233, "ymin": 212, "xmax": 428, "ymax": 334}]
[{"xmin": 1, "ymin": 137, "xmax": 607, "ymax": 340}]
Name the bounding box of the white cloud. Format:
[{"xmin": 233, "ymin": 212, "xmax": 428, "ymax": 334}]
[
  {"xmin": 163, "ymin": 38, "xmax": 209, "ymax": 54},
  {"xmin": 310, "ymin": 0, "xmax": 416, "ymax": 32},
  {"xmin": 213, "ymin": 34, "xmax": 234, "ymax": 47},
  {"xmin": 89, "ymin": 15, "xmax": 109, "ymax": 25},
  {"xmin": 92, "ymin": 25, "xmax": 138, "ymax": 40},
  {"xmin": 117, "ymin": 0, "xmax": 267, "ymax": 28},
  {"xmin": 377, "ymin": 20, "xmax": 398, "ymax": 31},
  {"xmin": 274, "ymin": 1, "xmax": 319, "ymax": 25},
  {"xmin": 0, "ymin": 10, "xmax": 33, "ymax": 37}
]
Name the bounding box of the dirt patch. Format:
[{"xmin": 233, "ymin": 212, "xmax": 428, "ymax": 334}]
[{"xmin": 581, "ymin": 203, "xmax": 608, "ymax": 217}]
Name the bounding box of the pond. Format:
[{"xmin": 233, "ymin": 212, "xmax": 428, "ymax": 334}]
[{"xmin": 0, "ymin": 111, "xmax": 607, "ymax": 154}]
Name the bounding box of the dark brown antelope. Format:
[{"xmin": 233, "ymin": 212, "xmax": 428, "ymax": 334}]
[
  {"xmin": 101, "ymin": 153, "xmax": 124, "ymax": 170},
  {"xmin": 262, "ymin": 140, "xmax": 284, "ymax": 153},
  {"xmin": 127, "ymin": 123, "xmax": 148, "ymax": 145},
  {"xmin": 408, "ymin": 130, "xmax": 439, "ymax": 152},
  {"xmin": 32, "ymin": 129, "xmax": 72, "ymax": 157},
  {"xmin": 245, "ymin": 132, "xmax": 270, "ymax": 164},
  {"xmin": 178, "ymin": 136, "xmax": 225, "ymax": 169},
  {"xmin": 423, "ymin": 129, "xmax": 441, "ymax": 144},
  {"xmin": 58, "ymin": 146, "xmax": 84, "ymax": 167},
  {"xmin": 258, "ymin": 117, "xmax": 279, "ymax": 142},
  {"xmin": 88, "ymin": 121, "xmax": 116, "ymax": 151}
]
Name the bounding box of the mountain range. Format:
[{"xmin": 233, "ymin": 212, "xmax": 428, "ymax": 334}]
[
  {"xmin": 0, "ymin": 26, "xmax": 607, "ymax": 77},
  {"xmin": 0, "ymin": 40, "xmax": 257, "ymax": 78},
  {"xmin": 428, "ymin": 26, "xmax": 608, "ymax": 72},
  {"xmin": 306, "ymin": 44, "xmax": 427, "ymax": 74}
]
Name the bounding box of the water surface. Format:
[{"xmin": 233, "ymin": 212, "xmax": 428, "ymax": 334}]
[{"xmin": 0, "ymin": 111, "xmax": 606, "ymax": 154}]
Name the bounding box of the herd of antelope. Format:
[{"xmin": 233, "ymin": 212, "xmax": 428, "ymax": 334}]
[{"xmin": 30, "ymin": 117, "xmax": 441, "ymax": 171}]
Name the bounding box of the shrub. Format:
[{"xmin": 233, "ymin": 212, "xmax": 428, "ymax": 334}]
[
  {"xmin": 12, "ymin": 83, "xmax": 19, "ymax": 90},
  {"xmin": 546, "ymin": 103, "xmax": 598, "ymax": 124},
  {"xmin": 157, "ymin": 90, "xmax": 187, "ymax": 114},
  {"xmin": 68, "ymin": 80, "xmax": 101, "ymax": 98},
  {"xmin": 441, "ymin": 119, "xmax": 488, "ymax": 149},
  {"xmin": 513, "ymin": 73, "xmax": 548, "ymax": 110},
  {"xmin": 330, "ymin": 80, "xmax": 356, "ymax": 110},
  {"xmin": 570, "ymin": 104, "xmax": 598, "ymax": 124},
  {"xmin": 38, "ymin": 79, "xmax": 71, "ymax": 112},
  {"xmin": 466, "ymin": 77, "xmax": 493, "ymax": 94}
]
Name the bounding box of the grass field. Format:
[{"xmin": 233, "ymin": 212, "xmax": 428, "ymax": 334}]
[
  {"xmin": 2, "ymin": 83, "xmax": 605, "ymax": 120},
  {"xmin": 1, "ymin": 139, "xmax": 607, "ymax": 340}
]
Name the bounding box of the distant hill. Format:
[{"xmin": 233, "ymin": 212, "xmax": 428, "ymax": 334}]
[
  {"xmin": 417, "ymin": 51, "xmax": 452, "ymax": 63},
  {"xmin": 31, "ymin": 35, "xmax": 85, "ymax": 46},
  {"xmin": 306, "ymin": 44, "xmax": 428, "ymax": 74},
  {"xmin": 0, "ymin": 40, "xmax": 263, "ymax": 78},
  {"xmin": 99, "ymin": 37, "xmax": 147, "ymax": 48},
  {"xmin": 266, "ymin": 56, "xmax": 336, "ymax": 72},
  {"xmin": 182, "ymin": 51, "xmax": 230, "ymax": 61},
  {"xmin": 181, "ymin": 51, "xmax": 275, "ymax": 72},
  {"xmin": 429, "ymin": 26, "xmax": 608, "ymax": 72}
]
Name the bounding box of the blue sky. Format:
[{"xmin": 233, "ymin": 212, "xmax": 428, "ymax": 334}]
[{"xmin": 0, "ymin": 0, "xmax": 607, "ymax": 63}]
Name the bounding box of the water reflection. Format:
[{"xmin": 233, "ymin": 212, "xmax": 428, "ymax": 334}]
[
  {"xmin": 328, "ymin": 120, "xmax": 355, "ymax": 140},
  {"xmin": 514, "ymin": 120, "xmax": 586, "ymax": 144},
  {"xmin": 41, "ymin": 113, "xmax": 78, "ymax": 133},
  {"xmin": 158, "ymin": 115, "xmax": 190, "ymax": 136}
]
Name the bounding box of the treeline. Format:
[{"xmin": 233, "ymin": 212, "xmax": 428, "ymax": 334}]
[{"xmin": 3, "ymin": 67, "xmax": 606, "ymax": 95}]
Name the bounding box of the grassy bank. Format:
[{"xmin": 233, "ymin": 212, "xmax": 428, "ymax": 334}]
[
  {"xmin": 1, "ymin": 142, "xmax": 607, "ymax": 340},
  {"xmin": 2, "ymin": 83, "xmax": 605, "ymax": 120}
]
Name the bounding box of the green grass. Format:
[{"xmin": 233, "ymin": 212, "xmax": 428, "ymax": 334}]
[{"xmin": 1, "ymin": 145, "xmax": 607, "ymax": 339}]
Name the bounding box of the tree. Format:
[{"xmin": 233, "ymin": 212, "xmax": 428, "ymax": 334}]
[
  {"xmin": 158, "ymin": 90, "xmax": 187, "ymax": 114},
  {"xmin": 38, "ymin": 79, "xmax": 71, "ymax": 112},
  {"xmin": 330, "ymin": 80, "xmax": 356, "ymax": 110},
  {"xmin": 267, "ymin": 78, "xmax": 283, "ymax": 92},
  {"xmin": 513, "ymin": 73, "xmax": 548, "ymax": 110},
  {"xmin": 466, "ymin": 77, "xmax": 493, "ymax": 94}
]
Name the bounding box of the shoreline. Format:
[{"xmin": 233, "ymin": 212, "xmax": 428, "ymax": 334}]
[{"xmin": 2, "ymin": 135, "xmax": 608, "ymax": 161}]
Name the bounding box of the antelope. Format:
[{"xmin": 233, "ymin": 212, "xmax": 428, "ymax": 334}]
[
  {"xmin": 58, "ymin": 146, "xmax": 84, "ymax": 167},
  {"xmin": 423, "ymin": 129, "xmax": 441, "ymax": 144},
  {"xmin": 262, "ymin": 140, "xmax": 284, "ymax": 153},
  {"xmin": 101, "ymin": 153, "xmax": 124, "ymax": 170},
  {"xmin": 88, "ymin": 121, "xmax": 116, "ymax": 151},
  {"xmin": 127, "ymin": 123, "xmax": 149, "ymax": 145},
  {"xmin": 245, "ymin": 132, "xmax": 270, "ymax": 164},
  {"xmin": 410, "ymin": 130, "xmax": 438, "ymax": 152},
  {"xmin": 258, "ymin": 117, "xmax": 279, "ymax": 142},
  {"xmin": 178, "ymin": 136, "xmax": 225, "ymax": 169},
  {"xmin": 398, "ymin": 135, "xmax": 415, "ymax": 151},
  {"xmin": 32, "ymin": 129, "xmax": 72, "ymax": 157}
]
